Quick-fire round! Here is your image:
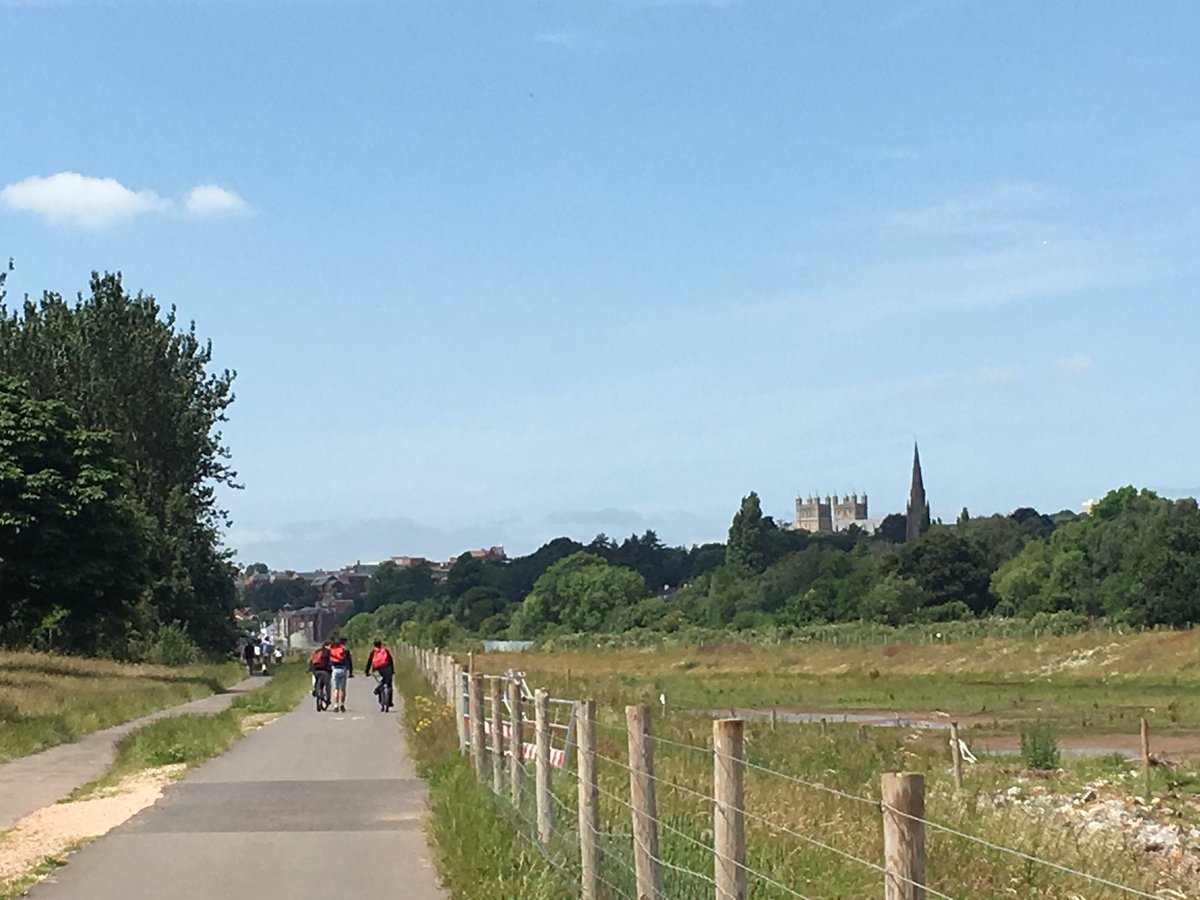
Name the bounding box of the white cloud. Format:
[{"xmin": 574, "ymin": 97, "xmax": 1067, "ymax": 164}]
[
  {"xmin": 533, "ymin": 28, "xmax": 589, "ymax": 49},
  {"xmin": 1056, "ymin": 353, "xmax": 1095, "ymax": 375},
  {"xmin": 1, "ymin": 172, "xmax": 251, "ymax": 228},
  {"xmin": 0, "ymin": 172, "xmax": 168, "ymax": 228},
  {"xmin": 185, "ymin": 184, "xmax": 249, "ymax": 218}
]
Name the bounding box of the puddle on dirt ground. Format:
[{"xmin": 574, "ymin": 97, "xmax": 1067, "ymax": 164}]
[{"xmin": 713, "ymin": 708, "xmax": 1200, "ymax": 760}]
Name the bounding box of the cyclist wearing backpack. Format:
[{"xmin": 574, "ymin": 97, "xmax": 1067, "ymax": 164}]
[
  {"xmin": 328, "ymin": 636, "xmax": 353, "ymax": 712},
  {"xmin": 365, "ymin": 639, "xmax": 395, "ymax": 711},
  {"xmin": 308, "ymin": 641, "xmax": 332, "ymax": 710}
]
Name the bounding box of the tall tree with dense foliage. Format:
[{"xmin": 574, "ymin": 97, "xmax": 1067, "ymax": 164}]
[
  {"xmin": 0, "ymin": 273, "xmax": 239, "ymax": 652},
  {"xmin": 0, "ymin": 377, "xmax": 147, "ymax": 652},
  {"xmin": 510, "ymin": 551, "xmax": 648, "ymax": 636},
  {"xmin": 726, "ymin": 491, "xmax": 770, "ymax": 573}
]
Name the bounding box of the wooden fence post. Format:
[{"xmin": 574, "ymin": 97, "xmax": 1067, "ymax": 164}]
[
  {"xmin": 714, "ymin": 718, "xmax": 746, "ymax": 900},
  {"xmin": 491, "ymin": 678, "xmax": 504, "ymax": 794},
  {"xmin": 509, "ymin": 673, "xmax": 524, "ymax": 809},
  {"xmin": 626, "ymin": 704, "xmax": 663, "ymax": 900},
  {"xmin": 1141, "ymin": 717, "xmax": 1152, "ymax": 799},
  {"xmin": 949, "ymin": 722, "xmax": 964, "ymax": 791},
  {"xmin": 536, "ymin": 689, "xmax": 553, "ymax": 844},
  {"xmin": 470, "ymin": 674, "xmax": 486, "ymax": 781},
  {"xmin": 454, "ymin": 664, "xmax": 468, "ymax": 754},
  {"xmin": 577, "ymin": 700, "xmax": 599, "ymax": 900},
  {"xmin": 882, "ymin": 773, "xmax": 926, "ymax": 900}
]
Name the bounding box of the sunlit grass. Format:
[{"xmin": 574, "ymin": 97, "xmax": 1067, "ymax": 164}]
[{"xmin": 0, "ymin": 650, "xmax": 242, "ymax": 763}]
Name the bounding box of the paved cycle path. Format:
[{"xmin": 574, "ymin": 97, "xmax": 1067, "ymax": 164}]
[
  {"xmin": 0, "ymin": 676, "xmax": 261, "ymax": 831},
  {"xmin": 28, "ymin": 677, "xmax": 446, "ymax": 899}
]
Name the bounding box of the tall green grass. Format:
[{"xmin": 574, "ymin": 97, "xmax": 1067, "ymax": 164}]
[
  {"xmin": 0, "ymin": 650, "xmax": 242, "ymax": 763},
  {"xmin": 395, "ymin": 661, "xmax": 563, "ymax": 899}
]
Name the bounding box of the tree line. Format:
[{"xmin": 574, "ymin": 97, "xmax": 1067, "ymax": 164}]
[
  {"xmin": 345, "ymin": 486, "xmax": 1200, "ymax": 645},
  {"xmin": 0, "ymin": 268, "xmax": 239, "ymax": 659}
]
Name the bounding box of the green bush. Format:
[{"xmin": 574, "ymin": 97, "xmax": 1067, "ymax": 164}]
[
  {"xmin": 147, "ymin": 622, "xmax": 201, "ymax": 667},
  {"xmin": 1020, "ymin": 721, "xmax": 1061, "ymax": 770}
]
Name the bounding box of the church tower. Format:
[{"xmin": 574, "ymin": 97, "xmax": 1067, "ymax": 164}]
[{"xmin": 905, "ymin": 442, "xmax": 930, "ymax": 542}]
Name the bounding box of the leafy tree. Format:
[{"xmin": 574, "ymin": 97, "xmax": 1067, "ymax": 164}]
[
  {"xmin": 0, "ymin": 273, "xmax": 239, "ymax": 651},
  {"xmin": 875, "ymin": 513, "xmax": 908, "ymax": 544},
  {"xmin": 609, "ymin": 529, "xmax": 690, "ymax": 593},
  {"xmin": 452, "ymin": 585, "xmax": 508, "ymax": 631},
  {"xmin": 726, "ymin": 492, "xmax": 770, "ymax": 573},
  {"xmin": 0, "ymin": 377, "xmax": 148, "ymax": 654},
  {"xmin": 494, "ymin": 537, "xmax": 583, "ymax": 602},
  {"xmin": 1010, "ymin": 507, "xmax": 1056, "ymax": 541},
  {"xmin": 750, "ymin": 546, "xmax": 825, "ymax": 616},
  {"xmin": 895, "ymin": 528, "xmax": 993, "ymax": 614},
  {"xmin": 957, "ymin": 514, "xmax": 1029, "ymax": 570},
  {"xmin": 243, "ymin": 578, "xmax": 317, "ymax": 613},
  {"xmin": 510, "ymin": 552, "xmax": 647, "ymax": 637},
  {"xmin": 352, "ymin": 561, "xmax": 436, "ymax": 615},
  {"xmin": 991, "ymin": 540, "xmax": 1056, "ymax": 616},
  {"xmin": 446, "ymin": 554, "xmax": 491, "ymax": 599},
  {"xmin": 686, "ymin": 543, "xmax": 726, "ymax": 581},
  {"xmin": 861, "ymin": 574, "xmax": 927, "ymax": 626}
]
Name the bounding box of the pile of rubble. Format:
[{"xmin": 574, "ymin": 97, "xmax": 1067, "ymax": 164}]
[{"xmin": 989, "ymin": 771, "xmax": 1200, "ymax": 882}]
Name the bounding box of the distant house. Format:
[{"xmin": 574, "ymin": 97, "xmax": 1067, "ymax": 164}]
[
  {"xmin": 390, "ymin": 555, "xmax": 428, "ymax": 569},
  {"xmin": 338, "ymin": 561, "xmax": 378, "ymax": 599},
  {"xmin": 297, "ymin": 571, "xmax": 348, "ymax": 603},
  {"xmin": 273, "ymin": 604, "xmax": 340, "ymax": 646},
  {"xmin": 448, "ymin": 546, "xmax": 508, "ymax": 565}
]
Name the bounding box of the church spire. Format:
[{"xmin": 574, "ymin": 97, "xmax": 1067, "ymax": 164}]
[{"xmin": 905, "ymin": 442, "xmax": 929, "ymax": 542}]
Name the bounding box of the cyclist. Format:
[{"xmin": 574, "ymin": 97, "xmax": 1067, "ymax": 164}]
[
  {"xmin": 328, "ymin": 636, "xmax": 353, "ymax": 712},
  {"xmin": 309, "ymin": 640, "xmax": 332, "ymax": 710},
  {"xmin": 365, "ymin": 639, "xmax": 395, "ymax": 711}
]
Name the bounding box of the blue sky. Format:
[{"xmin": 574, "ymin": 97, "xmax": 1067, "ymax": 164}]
[{"xmin": 3, "ymin": 0, "xmax": 1199, "ymax": 569}]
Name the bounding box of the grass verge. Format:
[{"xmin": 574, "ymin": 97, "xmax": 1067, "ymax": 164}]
[
  {"xmin": 69, "ymin": 661, "xmax": 309, "ymax": 799},
  {"xmin": 395, "ymin": 660, "xmax": 564, "ymax": 900},
  {"xmin": 0, "ymin": 650, "xmax": 243, "ymax": 764}
]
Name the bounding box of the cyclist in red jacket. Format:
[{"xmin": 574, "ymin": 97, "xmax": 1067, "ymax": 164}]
[{"xmin": 365, "ymin": 639, "xmax": 395, "ymax": 711}]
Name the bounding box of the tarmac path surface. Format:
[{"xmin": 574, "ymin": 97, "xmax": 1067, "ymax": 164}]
[
  {"xmin": 27, "ymin": 675, "xmax": 446, "ymax": 900},
  {"xmin": 0, "ymin": 676, "xmax": 261, "ymax": 831}
]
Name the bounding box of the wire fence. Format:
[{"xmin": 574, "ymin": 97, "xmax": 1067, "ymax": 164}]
[{"xmin": 403, "ymin": 644, "xmax": 1190, "ymax": 900}]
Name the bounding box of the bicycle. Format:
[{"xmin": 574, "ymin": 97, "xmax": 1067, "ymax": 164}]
[
  {"xmin": 313, "ymin": 670, "xmax": 331, "ymax": 712},
  {"xmin": 372, "ymin": 673, "xmax": 393, "ymax": 712}
]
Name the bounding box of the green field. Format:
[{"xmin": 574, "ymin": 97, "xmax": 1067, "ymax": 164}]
[{"xmin": 430, "ymin": 630, "xmax": 1200, "ymax": 898}]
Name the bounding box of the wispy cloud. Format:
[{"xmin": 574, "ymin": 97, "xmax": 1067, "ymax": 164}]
[
  {"xmin": 878, "ymin": 180, "xmax": 1063, "ymax": 238},
  {"xmin": 1055, "ymin": 353, "xmax": 1095, "ymax": 375},
  {"xmin": 532, "ymin": 28, "xmax": 590, "ymax": 50},
  {"xmin": 185, "ymin": 184, "xmax": 250, "ymax": 218},
  {"xmin": 1, "ymin": 172, "xmax": 250, "ymax": 228}
]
